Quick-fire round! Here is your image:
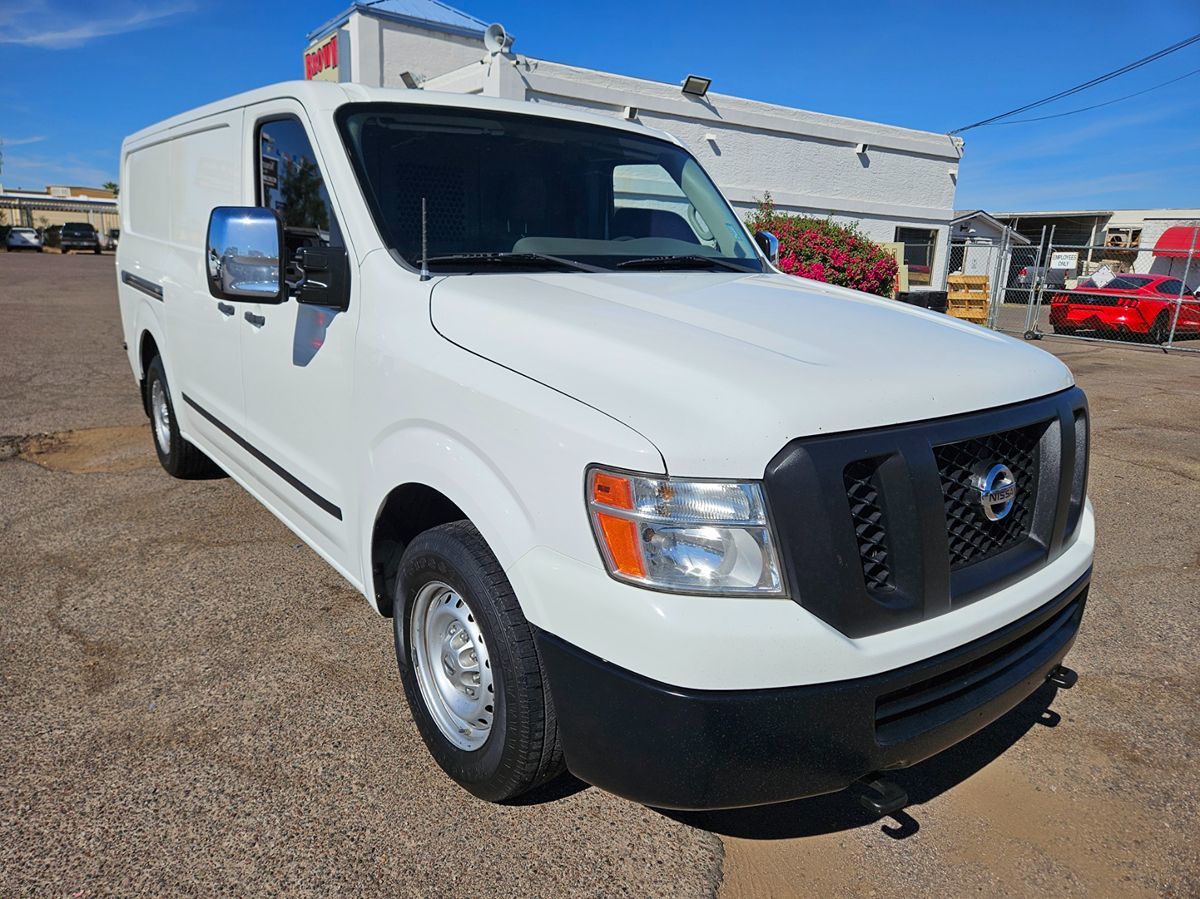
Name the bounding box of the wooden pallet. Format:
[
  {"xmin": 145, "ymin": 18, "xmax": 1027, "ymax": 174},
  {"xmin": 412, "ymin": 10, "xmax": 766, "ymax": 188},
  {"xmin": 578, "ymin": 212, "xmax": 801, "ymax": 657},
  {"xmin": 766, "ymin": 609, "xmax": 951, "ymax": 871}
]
[{"xmin": 946, "ymin": 274, "xmax": 990, "ymax": 324}]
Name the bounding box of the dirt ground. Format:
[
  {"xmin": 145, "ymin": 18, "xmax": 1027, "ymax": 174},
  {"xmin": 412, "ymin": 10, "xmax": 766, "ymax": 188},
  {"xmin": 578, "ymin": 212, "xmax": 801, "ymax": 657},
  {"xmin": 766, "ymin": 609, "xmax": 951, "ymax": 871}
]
[{"xmin": 2, "ymin": 252, "xmax": 1197, "ymax": 897}]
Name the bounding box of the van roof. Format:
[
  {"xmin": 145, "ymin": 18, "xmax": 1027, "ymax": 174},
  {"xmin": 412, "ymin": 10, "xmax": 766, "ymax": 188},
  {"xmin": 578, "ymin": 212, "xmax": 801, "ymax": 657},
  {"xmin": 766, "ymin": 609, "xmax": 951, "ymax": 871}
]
[{"xmin": 122, "ymin": 80, "xmax": 680, "ymax": 150}]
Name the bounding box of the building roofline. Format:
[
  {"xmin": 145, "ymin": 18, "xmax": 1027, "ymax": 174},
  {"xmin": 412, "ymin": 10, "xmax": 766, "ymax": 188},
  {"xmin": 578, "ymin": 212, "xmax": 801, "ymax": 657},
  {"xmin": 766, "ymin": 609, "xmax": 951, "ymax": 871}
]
[
  {"xmin": 306, "ymin": 1, "xmax": 488, "ymax": 43},
  {"xmin": 950, "ymin": 210, "xmax": 1031, "ymax": 244}
]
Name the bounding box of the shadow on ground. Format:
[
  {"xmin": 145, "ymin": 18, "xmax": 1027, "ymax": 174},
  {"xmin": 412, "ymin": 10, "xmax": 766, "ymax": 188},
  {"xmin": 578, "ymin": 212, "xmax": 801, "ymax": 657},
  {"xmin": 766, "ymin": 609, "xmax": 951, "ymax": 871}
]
[{"xmin": 662, "ymin": 682, "xmax": 1061, "ymax": 840}]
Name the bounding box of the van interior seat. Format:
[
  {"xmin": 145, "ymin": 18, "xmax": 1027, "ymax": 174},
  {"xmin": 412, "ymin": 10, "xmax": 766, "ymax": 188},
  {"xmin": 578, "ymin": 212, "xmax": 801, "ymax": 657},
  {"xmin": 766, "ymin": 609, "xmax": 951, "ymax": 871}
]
[{"xmin": 611, "ymin": 208, "xmax": 699, "ymax": 244}]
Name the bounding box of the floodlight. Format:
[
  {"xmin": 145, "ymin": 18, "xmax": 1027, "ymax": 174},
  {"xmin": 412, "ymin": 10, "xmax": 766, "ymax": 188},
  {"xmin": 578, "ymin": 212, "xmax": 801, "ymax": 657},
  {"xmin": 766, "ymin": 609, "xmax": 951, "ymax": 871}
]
[{"xmin": 681, "ymin": 75, "xmax": 711, "ymax": 98}]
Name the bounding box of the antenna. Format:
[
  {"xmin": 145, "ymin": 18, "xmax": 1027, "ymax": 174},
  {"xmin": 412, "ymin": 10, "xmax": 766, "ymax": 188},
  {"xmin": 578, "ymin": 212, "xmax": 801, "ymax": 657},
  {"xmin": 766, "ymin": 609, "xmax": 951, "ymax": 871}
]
[
  {"xmin": 483, "ymin": 23, "xmax": 512, "ymax": 56},
  {"xmin": 419, "ymin": 197, "xmax": 430, "ymax": 281}
]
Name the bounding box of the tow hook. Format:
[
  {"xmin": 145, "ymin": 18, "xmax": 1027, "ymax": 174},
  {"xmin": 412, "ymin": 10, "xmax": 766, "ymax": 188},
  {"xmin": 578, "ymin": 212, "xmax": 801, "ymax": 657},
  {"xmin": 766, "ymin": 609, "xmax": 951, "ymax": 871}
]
[
  {"xmin": 1047, "ymin": 664, "xmax": 1078, "ymax": 689},
  {"xmin": 851, "ymin": 774, "xmax": 909, "ymax": 816}
]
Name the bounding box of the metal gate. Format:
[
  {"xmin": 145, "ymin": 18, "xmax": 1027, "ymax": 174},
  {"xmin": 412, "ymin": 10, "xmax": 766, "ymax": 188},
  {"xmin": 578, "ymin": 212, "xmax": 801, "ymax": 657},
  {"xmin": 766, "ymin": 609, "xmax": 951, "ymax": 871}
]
[
  {"xmin": 1018, "ymin": 226, "xmax": 1200, "ymax": 352},
  {"xmin": 946, "ymin": 224, "xmax": 1199, "ymax": 353}
]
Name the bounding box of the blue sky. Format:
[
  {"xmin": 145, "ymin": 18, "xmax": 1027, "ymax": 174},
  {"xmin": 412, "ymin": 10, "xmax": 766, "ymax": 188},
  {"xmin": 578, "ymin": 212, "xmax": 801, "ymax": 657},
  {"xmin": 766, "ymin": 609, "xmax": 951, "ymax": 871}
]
[{"xmin": 1, "ymin": 0, "xmax": 1198, "ymax": 211}]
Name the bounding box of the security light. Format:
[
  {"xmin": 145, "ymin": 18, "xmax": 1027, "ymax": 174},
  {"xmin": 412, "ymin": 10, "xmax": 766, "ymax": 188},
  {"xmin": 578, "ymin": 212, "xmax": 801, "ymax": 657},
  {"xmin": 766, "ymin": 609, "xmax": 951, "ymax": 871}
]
[{"xmin": 681, "ymin": 75, "xmax": 711, "ymax": 98}]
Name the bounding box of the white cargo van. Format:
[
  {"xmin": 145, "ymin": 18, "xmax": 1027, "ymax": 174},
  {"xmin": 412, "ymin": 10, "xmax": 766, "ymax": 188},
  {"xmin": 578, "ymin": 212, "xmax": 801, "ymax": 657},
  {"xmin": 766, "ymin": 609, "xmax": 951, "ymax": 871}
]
[{"xmin": 117, "ymin": 81, "xmax": 1092, "ymax": 811}]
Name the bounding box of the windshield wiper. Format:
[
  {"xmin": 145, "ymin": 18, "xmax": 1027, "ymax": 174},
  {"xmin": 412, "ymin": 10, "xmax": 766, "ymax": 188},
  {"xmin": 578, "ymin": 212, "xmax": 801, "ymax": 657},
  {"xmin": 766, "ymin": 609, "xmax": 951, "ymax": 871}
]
[
  {"xmin": 422, "ymin": 252, "xmax": 607, "ymax": 273},
  {"xmin": 616, "ymin": 255, "xmax": 756, "ymax": 273}
]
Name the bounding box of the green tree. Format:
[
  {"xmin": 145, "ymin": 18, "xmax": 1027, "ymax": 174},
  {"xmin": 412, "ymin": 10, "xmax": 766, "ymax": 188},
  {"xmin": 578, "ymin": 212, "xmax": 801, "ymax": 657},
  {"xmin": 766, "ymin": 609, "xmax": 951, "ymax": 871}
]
[
  {"xmin": 279, "ymin": 159, "xmax": 328, "ymax": 231},
  {"xmin": 102, "ymin": 181, "xmax": 119, "ymax": 197}
]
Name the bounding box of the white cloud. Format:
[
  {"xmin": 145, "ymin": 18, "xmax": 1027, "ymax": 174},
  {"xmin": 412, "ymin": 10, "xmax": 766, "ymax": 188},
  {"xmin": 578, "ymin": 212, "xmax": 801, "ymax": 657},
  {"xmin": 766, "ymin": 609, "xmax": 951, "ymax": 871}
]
[
  {"xmin": 0, "ymin": 135, "xmax": 47, "ymax": 146},
  {"xmin": 0, "ymin": 1, "xmax": 194, "ymax": 49},
  {"xmin": 1, "ymin": 153, "xmax": 114, "ymax": 188}
]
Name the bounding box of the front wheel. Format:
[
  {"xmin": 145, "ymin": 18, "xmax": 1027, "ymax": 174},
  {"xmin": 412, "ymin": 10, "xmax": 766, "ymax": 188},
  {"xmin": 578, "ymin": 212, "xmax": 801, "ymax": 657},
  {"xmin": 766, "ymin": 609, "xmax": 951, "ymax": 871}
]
[{"xmin": 394, "ymin": 521, "xmax": 564, "ymax": 802}]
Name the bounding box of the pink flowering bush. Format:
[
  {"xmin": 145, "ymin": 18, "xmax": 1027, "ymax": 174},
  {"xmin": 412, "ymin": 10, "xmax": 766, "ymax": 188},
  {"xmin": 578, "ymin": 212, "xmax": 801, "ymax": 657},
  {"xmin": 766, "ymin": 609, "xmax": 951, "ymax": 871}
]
[{"xmin": 744, "ymin": 194, "xmax": 898, "ymax": 297}]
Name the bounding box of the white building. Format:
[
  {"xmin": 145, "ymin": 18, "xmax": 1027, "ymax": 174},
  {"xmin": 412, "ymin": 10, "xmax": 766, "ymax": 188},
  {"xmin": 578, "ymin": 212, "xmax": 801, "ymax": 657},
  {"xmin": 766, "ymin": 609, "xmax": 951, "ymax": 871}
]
[{"xmin": 305, "ymin": 0, "xmax": 963, "ymax": 291}]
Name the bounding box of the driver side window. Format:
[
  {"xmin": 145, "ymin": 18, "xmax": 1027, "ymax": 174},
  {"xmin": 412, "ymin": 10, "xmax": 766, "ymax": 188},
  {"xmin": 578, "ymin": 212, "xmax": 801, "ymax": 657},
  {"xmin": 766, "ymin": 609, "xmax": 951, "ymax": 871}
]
[{"xmin": 256, "ymin": 116, "xmax": 342, "ymax": 278}]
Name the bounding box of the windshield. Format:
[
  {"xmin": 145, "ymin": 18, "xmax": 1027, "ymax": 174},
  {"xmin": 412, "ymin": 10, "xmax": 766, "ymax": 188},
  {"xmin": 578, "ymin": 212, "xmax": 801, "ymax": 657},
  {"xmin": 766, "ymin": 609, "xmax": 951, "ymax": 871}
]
[
  {"xmin": 337, "ymin": 103, "xmax": 762, "ymax": 273},
  {"xmin": 63, "ymin": 224, "xmax": 95, "ymax": 235}
]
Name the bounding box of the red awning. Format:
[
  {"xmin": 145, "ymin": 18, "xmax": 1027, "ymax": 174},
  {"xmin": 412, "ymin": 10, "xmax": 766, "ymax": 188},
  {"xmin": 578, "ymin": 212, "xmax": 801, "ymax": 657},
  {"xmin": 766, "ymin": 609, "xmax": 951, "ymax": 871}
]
[{"xmin": 1153, "ymin": 225, "xmax": 1200, "ymax": 258}]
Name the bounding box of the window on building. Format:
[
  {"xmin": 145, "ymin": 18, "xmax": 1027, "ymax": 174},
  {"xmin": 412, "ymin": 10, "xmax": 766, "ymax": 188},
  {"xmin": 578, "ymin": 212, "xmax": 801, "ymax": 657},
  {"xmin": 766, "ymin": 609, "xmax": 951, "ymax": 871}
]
[{"xmin": 895, "ymin": 227, "xmax": 938, "ymax": 286}]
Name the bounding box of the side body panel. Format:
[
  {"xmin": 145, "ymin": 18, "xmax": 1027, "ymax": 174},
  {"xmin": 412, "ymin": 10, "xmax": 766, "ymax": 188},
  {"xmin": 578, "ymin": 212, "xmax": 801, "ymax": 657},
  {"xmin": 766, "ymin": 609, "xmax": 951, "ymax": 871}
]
[{"xmin": 118, "ymin": 111, "xmax": 245, "ymax": 449}]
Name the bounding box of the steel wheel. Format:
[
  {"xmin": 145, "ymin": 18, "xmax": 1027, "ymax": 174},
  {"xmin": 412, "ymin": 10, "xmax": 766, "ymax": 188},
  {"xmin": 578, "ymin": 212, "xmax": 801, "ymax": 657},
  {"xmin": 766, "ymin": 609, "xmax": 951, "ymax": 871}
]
[
  {"xmin": 150, "ymin": 378, "xmax": 171, "ymax": 457},
  {"xmin": 410, "ymin": 580, "xmax": 495, "ymax": 751}
]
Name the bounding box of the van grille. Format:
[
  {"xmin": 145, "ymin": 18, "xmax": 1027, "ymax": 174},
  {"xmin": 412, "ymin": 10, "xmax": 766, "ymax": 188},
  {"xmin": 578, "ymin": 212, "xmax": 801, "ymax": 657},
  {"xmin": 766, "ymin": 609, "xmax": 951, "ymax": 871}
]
[
  {"xmin": 934, "ymin": 422, "xmax": 1046, "ymax": 570},
  {"xmin": 763, "ymin": 388, "xmax": 1088, "ymax": 637},
  {"xmin": 843, "ymin": 458, "xmax": 893, "ymax": 592}
]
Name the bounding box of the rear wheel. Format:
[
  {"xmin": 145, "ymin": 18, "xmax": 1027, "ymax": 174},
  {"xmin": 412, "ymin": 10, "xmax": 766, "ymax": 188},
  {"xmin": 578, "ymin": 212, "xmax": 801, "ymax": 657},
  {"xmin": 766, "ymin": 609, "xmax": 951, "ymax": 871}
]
[
  {"xmin": 394, "ymin": 521, "xmax": 564, "ymax": 802},
  {"xmin": 144, "ymin": 355, "xmax": 224, "ymax": 479},
  {"xmin": 1149, "ymin": 312, "xmax": 1172, "ymax": 345}
]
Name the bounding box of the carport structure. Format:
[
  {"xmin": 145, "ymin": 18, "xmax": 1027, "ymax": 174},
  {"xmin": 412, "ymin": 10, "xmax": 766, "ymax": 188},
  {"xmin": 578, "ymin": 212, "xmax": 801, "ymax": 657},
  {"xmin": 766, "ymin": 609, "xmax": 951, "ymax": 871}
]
[{"xmin": 0, "ymin": 189, "xmax": 118, "ymax": 232}]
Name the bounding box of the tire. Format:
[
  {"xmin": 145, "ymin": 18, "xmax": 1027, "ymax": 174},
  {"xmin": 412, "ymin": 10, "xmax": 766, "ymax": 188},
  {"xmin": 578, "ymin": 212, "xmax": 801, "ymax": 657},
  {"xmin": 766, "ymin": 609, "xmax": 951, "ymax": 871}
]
[
  {"xmin": 144, "ymin": 355, "xmax": 223, "ymax": 479},
  {"xmin": 394, "ymin": 521, "xmax": 564, "ymax": 802},
  {"xmin": 93, "ymin": 246, "xmax": 101, "ymax": 255},
  {"xmin": 1149, "ymin": 312, "xmax": 1171, "ymax": 345}
]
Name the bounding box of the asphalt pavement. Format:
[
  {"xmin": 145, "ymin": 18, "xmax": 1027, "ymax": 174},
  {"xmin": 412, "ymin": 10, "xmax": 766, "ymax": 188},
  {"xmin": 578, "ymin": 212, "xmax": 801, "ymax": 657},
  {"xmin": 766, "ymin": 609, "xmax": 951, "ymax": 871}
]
[{"xmin": 2, "ymin": 252, "xmax": 1197, "ymax": 897}]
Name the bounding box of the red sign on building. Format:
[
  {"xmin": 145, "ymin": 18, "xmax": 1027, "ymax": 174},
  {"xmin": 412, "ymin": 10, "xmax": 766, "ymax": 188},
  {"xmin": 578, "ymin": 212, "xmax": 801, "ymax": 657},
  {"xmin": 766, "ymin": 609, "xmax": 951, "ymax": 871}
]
[{"xmin": 305, "ymin": 34, "xmax": 339, "ymax": 81}]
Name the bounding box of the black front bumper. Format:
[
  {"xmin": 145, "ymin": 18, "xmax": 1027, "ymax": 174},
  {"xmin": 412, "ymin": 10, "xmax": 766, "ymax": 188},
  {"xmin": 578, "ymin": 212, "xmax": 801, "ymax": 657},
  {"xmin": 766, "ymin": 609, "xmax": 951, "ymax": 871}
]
[{"xmin": 535, "ymin": 569, "xmax": 1089, "ymax": 810}]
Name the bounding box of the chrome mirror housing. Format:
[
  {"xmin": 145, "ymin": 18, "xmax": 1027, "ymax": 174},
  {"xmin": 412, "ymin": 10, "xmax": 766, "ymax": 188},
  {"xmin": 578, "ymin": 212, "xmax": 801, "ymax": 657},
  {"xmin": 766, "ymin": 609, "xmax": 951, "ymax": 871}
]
[
  {"xmin": 754, "ymin": 230, "xmax": 780, "ymax": 266},
  {"xmin": 206, "ymin": 206, "xmax": 284, "ymax": 302}
]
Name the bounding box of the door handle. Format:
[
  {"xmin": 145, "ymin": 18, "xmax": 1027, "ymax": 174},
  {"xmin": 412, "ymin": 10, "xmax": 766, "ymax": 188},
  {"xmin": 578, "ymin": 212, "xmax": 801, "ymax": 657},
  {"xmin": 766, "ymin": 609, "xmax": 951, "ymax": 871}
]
[
  {"xmin": 244, "ymin": 311, "xmax": 266, "ymax": 327},
  {"xmin": 217, "ymin": 302, "xmax": 235, "ymax": 316}
]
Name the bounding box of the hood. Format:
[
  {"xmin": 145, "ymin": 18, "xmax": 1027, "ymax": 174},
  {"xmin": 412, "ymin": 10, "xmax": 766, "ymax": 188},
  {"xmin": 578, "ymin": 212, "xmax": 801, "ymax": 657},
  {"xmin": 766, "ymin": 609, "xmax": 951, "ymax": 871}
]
[{"xmin": 430, "ymin": 271, "xmax": 1074, "ymax": 477}]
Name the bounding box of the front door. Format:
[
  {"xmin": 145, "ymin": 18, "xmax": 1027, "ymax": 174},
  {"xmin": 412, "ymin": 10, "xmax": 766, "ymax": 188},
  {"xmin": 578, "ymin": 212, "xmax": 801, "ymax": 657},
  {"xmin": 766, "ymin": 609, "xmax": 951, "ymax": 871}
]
[{"xmin": 237, "ymin": 102, "xmax": 360, "ymax": 572}]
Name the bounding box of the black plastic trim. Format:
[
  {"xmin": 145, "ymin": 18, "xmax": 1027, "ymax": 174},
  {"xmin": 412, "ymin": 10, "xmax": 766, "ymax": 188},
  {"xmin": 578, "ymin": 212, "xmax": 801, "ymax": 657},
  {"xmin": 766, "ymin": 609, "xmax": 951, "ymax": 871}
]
[
  {"xmin": 121, "ymin": 270, "xmax": 163, "ymax": 301},
  {"xmin": 181, "ymin": 393, "xmax": 342, "ymax": 520},
  {"xmin": 535, "ymin": 568, "xmax": 1089, "ymax": 810},
  {"xmin": 764, "ymin": 387, "xmax": 1088, "ymax": 637}
]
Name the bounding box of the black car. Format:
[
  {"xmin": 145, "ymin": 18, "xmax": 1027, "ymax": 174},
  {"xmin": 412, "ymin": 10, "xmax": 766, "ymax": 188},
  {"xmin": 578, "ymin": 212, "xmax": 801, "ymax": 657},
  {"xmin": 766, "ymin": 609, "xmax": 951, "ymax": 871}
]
[{"xmin": 60, "ymin": 222, "xmax": 101, "ymax": 254}]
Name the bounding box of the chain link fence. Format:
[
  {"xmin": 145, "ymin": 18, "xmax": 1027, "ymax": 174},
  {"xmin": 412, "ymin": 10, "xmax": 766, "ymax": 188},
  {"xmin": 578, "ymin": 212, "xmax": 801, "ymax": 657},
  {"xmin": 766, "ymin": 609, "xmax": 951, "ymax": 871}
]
[{"xmin": 945, "ymin": 225, "xmax": 1199, "ymax": 353}]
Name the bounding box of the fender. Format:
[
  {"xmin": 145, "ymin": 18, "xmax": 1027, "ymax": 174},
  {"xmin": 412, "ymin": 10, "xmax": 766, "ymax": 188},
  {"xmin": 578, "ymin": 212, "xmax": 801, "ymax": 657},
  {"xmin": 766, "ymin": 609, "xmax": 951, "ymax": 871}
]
[
  {"xmin": 132, "ymin": 299, "xmax": 168, "ymax": 380},
  {"xmin": 359, "ymin": 420, "xmax": 537, "ymax": 612}
]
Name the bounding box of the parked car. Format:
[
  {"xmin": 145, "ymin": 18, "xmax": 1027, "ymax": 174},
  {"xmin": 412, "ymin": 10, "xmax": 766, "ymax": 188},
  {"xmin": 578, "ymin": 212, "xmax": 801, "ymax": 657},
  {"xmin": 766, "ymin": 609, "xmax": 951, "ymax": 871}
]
[
  {"xmin": 1049, "ymin": 273, "xmax": 1200, "ymax": 343},
  {"xmin": 59, "ymin": 222, "xmax": 101, "ymax": 254},
  {"xmin": 5, "ymin": 226, "xmax": 44, "ymax": 252},
  {"xmin": 117, "ymin": 81, "xmax": 1093, "ymax": 812},
  {"xmin": 1015, "ymin": 265, "xmax": 1068, "ymax": 289},
  {"xmin": 107, "ymin": 228, "xmax": 120, "ymax": 250}
]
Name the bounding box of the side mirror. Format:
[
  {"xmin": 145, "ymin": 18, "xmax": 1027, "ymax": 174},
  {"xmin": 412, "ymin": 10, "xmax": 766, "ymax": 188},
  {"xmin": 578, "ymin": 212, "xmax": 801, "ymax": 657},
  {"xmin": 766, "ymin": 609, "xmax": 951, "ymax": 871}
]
[
  {"xmin": 295, "ymin": 245, "xmax": 351, "ymax": 311},
  {"xmin": 754, "ymin": 230, "xmax": 780, "ymax": 266},
  {"xmin": 206, "ymin": 206, "xmax": 284, "ymax": 302}
]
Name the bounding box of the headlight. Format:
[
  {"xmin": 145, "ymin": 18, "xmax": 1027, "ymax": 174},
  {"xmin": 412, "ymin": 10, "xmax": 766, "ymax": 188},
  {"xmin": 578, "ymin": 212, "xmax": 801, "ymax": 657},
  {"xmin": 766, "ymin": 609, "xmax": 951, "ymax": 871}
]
[{"xmin": 586, "ymin": 467, "xmax": 785, "ymax": 596}]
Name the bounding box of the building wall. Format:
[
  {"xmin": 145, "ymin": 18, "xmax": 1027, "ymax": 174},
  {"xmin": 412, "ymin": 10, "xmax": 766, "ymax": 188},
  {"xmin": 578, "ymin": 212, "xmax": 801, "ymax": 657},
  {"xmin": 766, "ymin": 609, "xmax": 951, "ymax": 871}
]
[
  {"xmin": 350, "ymin": 16, "xmax": 962, "ymax": 288},
  {"xmin": 347, "ymin": 13, "xmax": 485, "ymax": 87}
]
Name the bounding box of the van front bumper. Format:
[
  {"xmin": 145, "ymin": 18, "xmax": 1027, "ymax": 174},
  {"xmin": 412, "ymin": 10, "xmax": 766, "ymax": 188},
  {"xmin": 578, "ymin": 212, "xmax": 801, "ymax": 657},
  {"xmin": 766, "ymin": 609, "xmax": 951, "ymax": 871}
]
[{"xmin": 534, "ymin": 569, "xmax": 1088, "ymax": 810}]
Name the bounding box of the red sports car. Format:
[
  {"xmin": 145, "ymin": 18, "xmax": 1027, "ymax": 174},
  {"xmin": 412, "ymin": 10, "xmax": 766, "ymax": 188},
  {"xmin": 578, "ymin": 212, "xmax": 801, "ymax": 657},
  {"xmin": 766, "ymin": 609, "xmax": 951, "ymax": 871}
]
[{"xmin": 1049, "ymin": 273, "xmax": 1200, "ymax": 343}]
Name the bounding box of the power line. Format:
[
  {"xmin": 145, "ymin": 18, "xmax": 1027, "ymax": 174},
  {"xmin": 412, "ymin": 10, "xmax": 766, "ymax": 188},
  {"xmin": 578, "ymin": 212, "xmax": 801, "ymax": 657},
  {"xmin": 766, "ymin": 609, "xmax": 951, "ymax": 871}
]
[
  {"xmin": 995, "ymin": 66, "xmax": 1200, "ymax": 124},
  {"xmin": 950, "ymin": 32, "xmax": 1200, "ymax": 134}
]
